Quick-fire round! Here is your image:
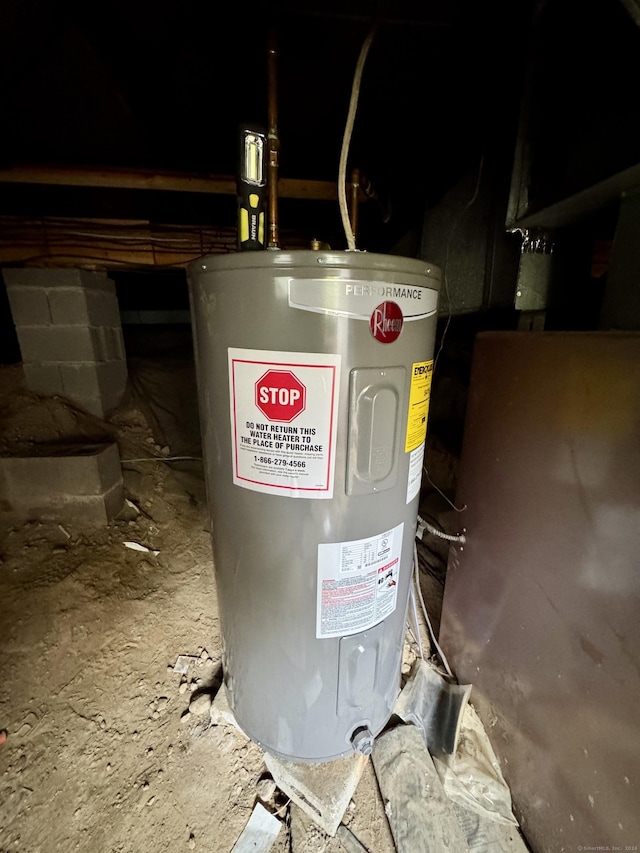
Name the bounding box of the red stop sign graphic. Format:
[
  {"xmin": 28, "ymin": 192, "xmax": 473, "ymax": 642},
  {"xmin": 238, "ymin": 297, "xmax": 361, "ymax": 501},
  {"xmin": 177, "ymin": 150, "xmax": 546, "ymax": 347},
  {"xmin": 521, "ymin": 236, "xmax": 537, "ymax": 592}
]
[{"xmin": 255, "ymin": 369, "xmax": 306, "ymax": 422}]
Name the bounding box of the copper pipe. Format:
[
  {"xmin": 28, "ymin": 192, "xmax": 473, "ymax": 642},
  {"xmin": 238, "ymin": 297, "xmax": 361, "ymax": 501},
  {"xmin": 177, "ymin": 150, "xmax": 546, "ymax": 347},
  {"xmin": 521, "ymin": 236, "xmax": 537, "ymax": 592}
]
[
  {"xmin": 346, "ymin": 168, "xmax": 391, "ymax": 248},
  {"xmin": 267, "ymin": 29, "xmax": 280, "ymax": 249},
  {"xmin": 359, "ymin": 171, "xmax": 391, "ymax": 223}
]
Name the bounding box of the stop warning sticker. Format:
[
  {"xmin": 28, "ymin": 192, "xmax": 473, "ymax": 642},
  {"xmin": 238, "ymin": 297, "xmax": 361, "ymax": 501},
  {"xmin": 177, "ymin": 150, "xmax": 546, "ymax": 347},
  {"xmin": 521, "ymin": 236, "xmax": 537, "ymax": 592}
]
[{"xmin": 228, "ymin": 348, "xmax": 341, "ymax": 499}]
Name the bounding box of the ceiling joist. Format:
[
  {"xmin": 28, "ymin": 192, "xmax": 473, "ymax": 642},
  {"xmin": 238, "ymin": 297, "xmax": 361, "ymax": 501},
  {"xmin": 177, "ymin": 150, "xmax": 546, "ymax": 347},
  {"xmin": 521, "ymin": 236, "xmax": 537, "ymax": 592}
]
[{"xmin": 0, "ymin": 164, "xmax": 338, "ymax": 202}]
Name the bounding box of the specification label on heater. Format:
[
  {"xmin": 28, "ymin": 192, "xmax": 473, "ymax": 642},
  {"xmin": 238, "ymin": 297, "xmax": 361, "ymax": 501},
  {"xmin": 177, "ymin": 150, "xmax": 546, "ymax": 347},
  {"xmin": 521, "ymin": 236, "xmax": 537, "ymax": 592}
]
[
  {"xmin": 406, "ymin": 441, "xmax": 425, "ymax": 504},
  {"xmin": 405, "ymin": 360, "xmax": 434, "ymax": 452},
  {"xmin": 228, "ymin": 348, "xmax": 341, "ymax": 499},
  {"xmin": 316, "ymin": 522, "xmax": 404, "ymax": 639}
]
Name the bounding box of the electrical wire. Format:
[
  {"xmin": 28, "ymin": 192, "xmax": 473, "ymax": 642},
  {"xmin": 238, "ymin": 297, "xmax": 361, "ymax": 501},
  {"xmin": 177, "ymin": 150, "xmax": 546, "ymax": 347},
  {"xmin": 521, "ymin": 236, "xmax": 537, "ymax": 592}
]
[
  {"xmin": 407, "ymin": 583, "xmax": 425, "ymax": 661},
  {"xmin": 415, "ymin": 536, "xmax": 447, "ymax": 587},
  {"xmin": 338, "ymin": 25, "xmax": 376, "ymax": 250},
  {"xmin": 0, "ymin": 215, "xmax": 311, "ymax": 269},
  {"xmin": 414, "ymin": 540, "xmax": 454, "ymax": 679},
  {"xmin": 417, "ymin": 513, "xmax": 466, "ymax": 544},
  {"xmin": 270, "ymin": 798, "xmax": 291, "ymax": 818},
  {"xmin": 422, "ymin": 464, "xmax": 467, "ymax": 513},
  {"xmin": 405, "ymin": 623, "xmax": 423, "ymax": 659},
  {"xmin": 120, "ymin": 455, "xmax": 203, "ymax": 463}
]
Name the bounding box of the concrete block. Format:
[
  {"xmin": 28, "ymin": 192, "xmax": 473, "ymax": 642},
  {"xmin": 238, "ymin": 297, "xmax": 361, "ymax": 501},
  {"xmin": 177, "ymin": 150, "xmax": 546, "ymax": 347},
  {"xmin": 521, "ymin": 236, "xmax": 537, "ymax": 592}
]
[
  {"xmin": 15, "ymin": 325, "xmax": 127, "ymax": 369},
  {"xmin": 6, "ymin": 286, "xmax": 52, "ymax": 326},
  {"xmin": 0, "ymin": 466, "xmax": 10, "ymax": 514},
  {"xmin": 16, "ymin": 326, "xmax": 98, "ymax": 363},
  {"xmin": 263, "ymin": 751, "xmax": 367, "ymax": 837},
  {"xmin": 3, "ymin": 268, "xmax": 63, "ymax": 289},
  {"xmin": 60, "ymin": 361, "xmax": 126, "ymax": 399},
  {"xmin": 103, "ymin": 480, "xmax": 127, "ymax": 520},
  {"xmin": 115, "ymin": 327, "xmax": 125, "ymax": 361},
  {"xmin": 4, "ymin": 268, "xmax": 120, "ymax": 335},
  {"xmin": 22, "ymin": 363, "xmax": 64, "ymax": 396},
  {"xmin": 69, "ymin": 394, "xmax": 104, "ymax": 419},
  {"xmin": 95, "ymin": 443, "xmax": 125, "ymax": 493},
  {"xmin": 59, "ymin": 361, "xmax": 127, "ymax": 416},
  {"xmin": 10, "ymin": 442, "xmax": 122, "ymax": 496},
  {"xmin": 59, "ymin": 363, "xmax": 103, "ymax": 399},
  {"xmin": 93, "ymin": 326, "xmax": 125, "ymax": 361},
  {"xmin": 3, "ymin": 268, "xmax": 113, "ymax": 291},
  {"xmin": 48, "ymin": 287, "xmax": 121, "ymax": 327},
  {"xmin": 74, "ymin": 271, "xmax": 116, "ymax": 293},
  {"xmin": 0, "ymin": 442, "xmax": 124, "ymax": 526},
  {"xmin": 97, "ymin": 360, "xmax": 128, "ymax": 411}
]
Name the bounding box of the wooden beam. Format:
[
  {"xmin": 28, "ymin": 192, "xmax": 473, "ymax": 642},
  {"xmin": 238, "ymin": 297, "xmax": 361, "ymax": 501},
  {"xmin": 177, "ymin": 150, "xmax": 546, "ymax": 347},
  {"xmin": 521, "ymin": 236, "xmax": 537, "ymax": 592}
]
[{"xmin": 0, "ymin": 164, "xmax": 338, "ymax": 201}]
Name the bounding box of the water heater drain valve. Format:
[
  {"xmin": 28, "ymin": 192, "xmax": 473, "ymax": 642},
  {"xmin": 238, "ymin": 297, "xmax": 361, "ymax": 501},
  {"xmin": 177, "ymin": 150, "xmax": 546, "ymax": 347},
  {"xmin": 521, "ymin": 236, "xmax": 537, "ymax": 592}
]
[{"xmin": 351, "ymin": 726, "xmax": 375, "ymax": 756}]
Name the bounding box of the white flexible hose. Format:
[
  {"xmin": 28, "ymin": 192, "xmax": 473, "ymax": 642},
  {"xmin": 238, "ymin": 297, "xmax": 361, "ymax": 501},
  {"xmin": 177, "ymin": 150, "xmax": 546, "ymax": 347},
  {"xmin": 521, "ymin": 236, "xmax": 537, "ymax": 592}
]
[
  {"xmin": 338, "ymin": 27, "xmax": 376, "ymax": 250},
  {"xmin": 407, "ymin": 583, "xmax": 425, "ymax": 661},
  {"xmin": 414, "ymin": 541, "xmax": 454, "ymax": 679}
]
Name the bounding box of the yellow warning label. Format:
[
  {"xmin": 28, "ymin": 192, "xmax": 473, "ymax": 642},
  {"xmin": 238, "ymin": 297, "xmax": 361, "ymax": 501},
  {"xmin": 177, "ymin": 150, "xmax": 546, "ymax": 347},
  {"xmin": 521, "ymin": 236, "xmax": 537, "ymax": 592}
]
[{"xmin": 405, "ymin": 360, "xmax": 433, "ymax": 453}]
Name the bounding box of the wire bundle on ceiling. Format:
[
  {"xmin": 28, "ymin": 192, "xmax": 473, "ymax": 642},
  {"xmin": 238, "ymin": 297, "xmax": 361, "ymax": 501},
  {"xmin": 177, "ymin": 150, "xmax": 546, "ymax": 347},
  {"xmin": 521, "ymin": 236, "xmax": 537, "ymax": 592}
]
[{"xmin": 0, "ymin": 215, "xmax": 310, "ymax": 269}]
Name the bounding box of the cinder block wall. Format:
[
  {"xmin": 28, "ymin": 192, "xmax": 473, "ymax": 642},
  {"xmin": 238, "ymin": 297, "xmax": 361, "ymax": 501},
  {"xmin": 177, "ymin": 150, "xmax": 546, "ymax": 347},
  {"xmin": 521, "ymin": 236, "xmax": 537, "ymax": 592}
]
[
  {"xmin": 3, "ymin": 268, "xmax": 128, "ymax": 418},
  {"xmin": 0, "ymin": 443, "xmax": 125, "ymax": 526}
]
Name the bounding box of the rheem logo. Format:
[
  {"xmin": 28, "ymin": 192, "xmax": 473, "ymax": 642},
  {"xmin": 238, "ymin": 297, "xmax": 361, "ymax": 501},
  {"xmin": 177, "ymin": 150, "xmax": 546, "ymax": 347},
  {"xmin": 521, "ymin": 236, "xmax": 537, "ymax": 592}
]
[{"xmin": 370, "ymin": 301, "xmax": 403, "ymax": 343}]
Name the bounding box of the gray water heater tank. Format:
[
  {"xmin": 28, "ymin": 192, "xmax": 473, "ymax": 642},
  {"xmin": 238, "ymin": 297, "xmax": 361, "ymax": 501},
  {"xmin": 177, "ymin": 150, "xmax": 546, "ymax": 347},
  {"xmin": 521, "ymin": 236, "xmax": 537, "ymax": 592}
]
[{"xmin": 188, "ymin": 249, "xmax": 441, "ymax": 762}]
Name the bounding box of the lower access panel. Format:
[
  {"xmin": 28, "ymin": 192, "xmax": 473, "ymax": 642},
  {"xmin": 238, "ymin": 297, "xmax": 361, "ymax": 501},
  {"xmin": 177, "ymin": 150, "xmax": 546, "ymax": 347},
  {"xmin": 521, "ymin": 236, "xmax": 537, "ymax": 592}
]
[{"xmin": 439, "ymin": 331, "xmax": 640, "ymax": 853}]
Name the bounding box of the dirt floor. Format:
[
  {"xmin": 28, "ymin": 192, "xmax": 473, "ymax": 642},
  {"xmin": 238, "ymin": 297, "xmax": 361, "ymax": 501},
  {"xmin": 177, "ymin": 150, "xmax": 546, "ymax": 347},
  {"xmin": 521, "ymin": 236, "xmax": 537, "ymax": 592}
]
[{"xmin": 0, "ymin": 344, "xmax": 454, "ymax": 853}]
